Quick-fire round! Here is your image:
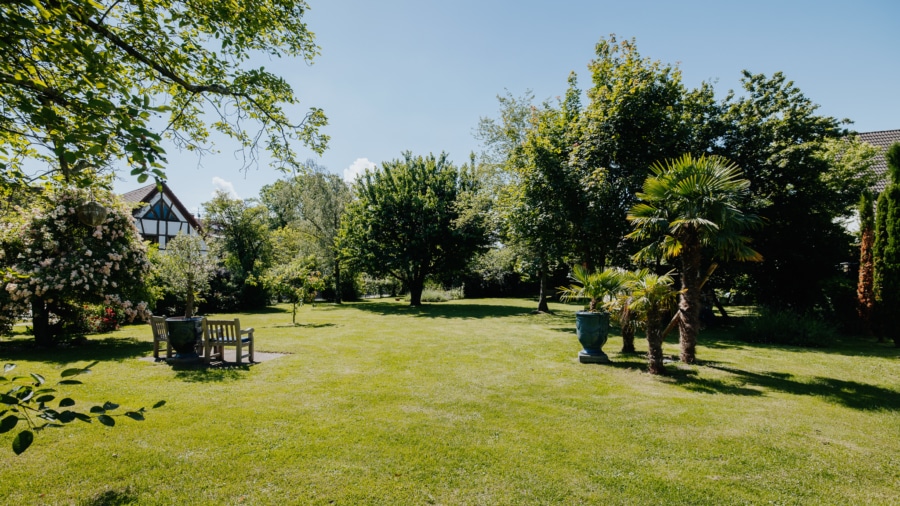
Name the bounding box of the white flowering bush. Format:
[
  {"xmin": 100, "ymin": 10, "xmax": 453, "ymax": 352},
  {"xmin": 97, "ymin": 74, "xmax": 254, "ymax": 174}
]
[{"xmin": 0, "ymin": 186, "xmax": 152, "ymax": 345}]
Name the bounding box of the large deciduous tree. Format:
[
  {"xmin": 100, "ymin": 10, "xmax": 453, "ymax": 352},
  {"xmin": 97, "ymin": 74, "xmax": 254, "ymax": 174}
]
[
  {"xmin": 715, "ymin": 73, "xmax": 878, "ymax": 311},
  {"xmin": 0, "ymin": 186, "xmax": 151, "ymax": 345},
  {"xmin": 571, "ymin": 35, "xmax": 721, "ymax": 270},
  {"xmin": 628, "ymin": 154, "xmax": 761, "ymax": 364},
  {"xmin": 0, "ymin": 0, "xmax": 327, "ymax": 190},
  {"xmin": 874, "ymin": 143, "xmax": 900, "ymax": 347},
  {"xmin": 202, "ymin": 192, "xmax": 272, "ymax": 309},
  {"xmin": 260, "ymin": 162, "xmax": 351, "ymax": 302},
  {"xmin": 339, "ymin": 152, "xmax": 489, "ymax": 306}
]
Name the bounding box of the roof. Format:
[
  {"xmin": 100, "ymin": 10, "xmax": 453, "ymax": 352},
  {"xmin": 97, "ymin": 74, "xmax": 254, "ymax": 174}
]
[
  {"xmin": 858, "ymin": 129, "xmax": 900, "ymax": 194},
  {"xmin": 120, "ymin": 181, "xmax": 202, "ymax": 231}
]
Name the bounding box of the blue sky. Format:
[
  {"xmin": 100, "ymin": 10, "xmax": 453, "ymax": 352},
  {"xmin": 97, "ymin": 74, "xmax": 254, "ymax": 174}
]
[{"xmin": 116, "ymin": 0, "xmax": 900, "ymax": 214}]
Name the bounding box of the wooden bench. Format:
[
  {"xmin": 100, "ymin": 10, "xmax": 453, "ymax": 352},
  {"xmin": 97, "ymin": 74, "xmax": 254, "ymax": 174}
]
[
  {"xmin": 149, "ymin": 316, "xmax": 172, "ymax": 361},
  {"xmin": 203, "ymin": 318, "xmax": 255, "ymax": 365}
]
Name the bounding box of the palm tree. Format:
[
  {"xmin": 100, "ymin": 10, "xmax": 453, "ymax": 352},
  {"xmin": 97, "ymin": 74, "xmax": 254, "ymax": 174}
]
[
  {"xmin": 627, "ymin": 154, "xmax": 761, "ymax": 364},
  {"xmin": 627, "ymin": 270, "xmax": 679, "ymax": 374},
  {"xmin": 557, "ymin": 265, "xmax": 629, "ymax": 312}
]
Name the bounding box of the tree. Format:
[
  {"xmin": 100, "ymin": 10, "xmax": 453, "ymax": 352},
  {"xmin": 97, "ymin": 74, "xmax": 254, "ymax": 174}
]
[
  {"xmin": 202, "ymin": 192, "xmax": 272, "ymax": 309},
  {"xmin": 873, "ymin": 143, "xmax": 900, "ymax": 347},
  {"xmin": 339, "ymin": 152, "xmax": 489, "ymax": 306},
  {"xmin": 261, "ymin": 163, "xmax": 351, "ymax": 302},
  {"xmin": 857, "ymin": 191, "xmax": 876, "ymax": 338},
  {"xmin": 570, "ymin": 35, "xmax": 721, "ymax": 270},
  {"xmin": 261, "ymin": 255, "xmax": 324, "ymax": 324},
  {"xmin": 155, "ymin": 232, "xmax": 216, "ymax": 318},
  {"xmin": 478, "ymin": 89, "xmax": 579, "ymax": 312},
  {"xmin": 1, "ymin": 0, "xmax": 327, "ymax": 191},
  {"xmin": 715, "ymin": 72, "xmax": 878, "ymax": 311},
  {"xmin": 628, "ymin": 154, "xmax": 761, "ymax": 364},
  {"xmin": 0, "ymin": 186, "xmax": 151, "ymax": 345},
  {"xmin": 626, "ymin": 270, "xmax": 678, "ymax": 375}
]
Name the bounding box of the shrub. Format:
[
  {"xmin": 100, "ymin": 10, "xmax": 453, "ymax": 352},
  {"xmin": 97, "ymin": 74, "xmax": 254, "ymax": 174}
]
[
  {"xmin": 735, "ymin": 308, "xmax": 837, "ymax": 347},
  {"xmin": 416, "ymin": 282, "xmax": 465, "ymax": 303}
]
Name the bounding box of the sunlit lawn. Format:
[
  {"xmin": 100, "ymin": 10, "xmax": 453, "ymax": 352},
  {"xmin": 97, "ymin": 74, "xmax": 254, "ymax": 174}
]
[{"xmin": 1, "ymin": 298, "xmax": 898, "ymax": 505}]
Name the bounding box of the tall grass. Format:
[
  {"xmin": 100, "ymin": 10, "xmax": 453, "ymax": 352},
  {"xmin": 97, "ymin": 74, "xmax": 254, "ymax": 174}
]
[{"xmin": 1, "ymin": 298, "xmax": 897, "ymax": 505}]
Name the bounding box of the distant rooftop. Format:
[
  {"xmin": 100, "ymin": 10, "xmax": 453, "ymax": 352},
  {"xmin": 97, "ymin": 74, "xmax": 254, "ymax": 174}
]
[{"xmin": 857, "ymin": 129, "xmax": 900, "ymax": 194}]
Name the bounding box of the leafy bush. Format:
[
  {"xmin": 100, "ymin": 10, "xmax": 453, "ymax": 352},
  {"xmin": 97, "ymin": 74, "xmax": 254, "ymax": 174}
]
[
  {"xmin": 417, "ymin": 282, "xmax": 465, "ymax": 303},
  {"xmin": 735, "ymin": 308, "xmax": 837, "ymax": 347}
]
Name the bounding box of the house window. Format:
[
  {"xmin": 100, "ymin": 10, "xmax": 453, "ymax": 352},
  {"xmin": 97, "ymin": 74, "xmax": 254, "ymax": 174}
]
[{"xmin": 145, "ymin": 199, "xmax": 180, "ymax": 222}]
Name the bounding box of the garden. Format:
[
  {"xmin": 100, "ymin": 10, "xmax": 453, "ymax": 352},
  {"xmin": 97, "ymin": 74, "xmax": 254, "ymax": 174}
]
[
  {"xmin": 2, "ymin": 3, "xmax": 900, "ymax": 504},
  {"xmin": 2, "ymin": 299, "xmax": 899, "ymax": 504}
]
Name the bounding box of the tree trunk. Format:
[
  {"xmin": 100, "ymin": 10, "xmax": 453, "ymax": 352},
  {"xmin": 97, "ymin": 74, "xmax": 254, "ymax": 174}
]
[
  {"xmin": 857, "ymin": 226, "xmax": 875, "ymax": 338},
  {"xmin": 537, "ymin": 265, "xmax": 551, "ymax": 313},
  {"xmin": 32, "ymin": 297, "xmax": 53, "ymax": 347},
  {"xmin": 333, "ymin": 259, "xmax": 342, "ymax": 304},
  {"xmin": 678, "ymin": 231, "xmax": 702, "ymax": 364},
  {"xmin": 620, "ymin": 305, "xmax": 636, "ymax": 353},
  {"xmin": 408, "ymin": 277, "xmax": 425, "ymax": 307},
  {"xmin": 646, "ymin": 306, "xmax": 666, "ymax": 375}
]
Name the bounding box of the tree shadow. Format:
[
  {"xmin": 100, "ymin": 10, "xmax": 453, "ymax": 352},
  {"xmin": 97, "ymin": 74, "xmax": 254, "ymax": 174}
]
[
  {"xmin": 345, "ymin": 300, "xmax": 536, "ymax": 319},
  {"xmin": 0, "ymin": 336, "xmax": 151, "ymax": 364},
  {"xmin": 271, "ymin": 323, "xmax": 336, "ymax": 329},
  {"xmin": 170, "ymin": 362, "xmax": 251, "ymax": 383},
  {"xmin": 695, "ymin": 316, "xmax": 900, "ymax": 358},
  {"xmin": 666, "ymin": 362, "xmax": 900, "ymax": 411}
]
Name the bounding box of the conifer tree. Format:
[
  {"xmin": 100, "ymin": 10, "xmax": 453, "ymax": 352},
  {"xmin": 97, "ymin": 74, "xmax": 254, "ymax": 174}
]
[{"xmin": 873, "ymin": 143, "xmax": 900, "ymax": 346}]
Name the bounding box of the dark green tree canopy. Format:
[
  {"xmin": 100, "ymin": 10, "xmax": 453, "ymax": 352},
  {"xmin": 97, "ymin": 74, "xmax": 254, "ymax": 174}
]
[
  {"xmin": 0, "ymin": 0, "xmax": 327, "ymax": 190},
  {"xmin": 339, "ymin": 152, "xmax": 489, "ymax": 306}
]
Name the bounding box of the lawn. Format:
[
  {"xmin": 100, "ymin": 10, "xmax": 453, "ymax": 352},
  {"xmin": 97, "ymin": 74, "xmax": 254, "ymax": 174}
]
[{"xmin": 1, "ymin": 298, "xmax": 898, "ymax": 505}]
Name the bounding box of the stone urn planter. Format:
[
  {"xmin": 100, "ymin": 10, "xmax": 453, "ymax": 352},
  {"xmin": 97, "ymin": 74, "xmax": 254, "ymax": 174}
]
[
  {"xmin": 575, "ymin": 310, "xmax": 610, "ymax": 363},
  {"xmin": 165, "ymin": 317, "xmax": 204, "ymax": 360}
]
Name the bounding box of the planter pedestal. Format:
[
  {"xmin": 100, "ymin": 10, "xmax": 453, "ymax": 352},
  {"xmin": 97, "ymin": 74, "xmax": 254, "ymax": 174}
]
[
  {"xmin": 165, "ymin": 317, "xmax": 204, "ymax": 362},
  {"xmin": 576, "ymin": 311, "xmax": 611, "ymax": 364}
]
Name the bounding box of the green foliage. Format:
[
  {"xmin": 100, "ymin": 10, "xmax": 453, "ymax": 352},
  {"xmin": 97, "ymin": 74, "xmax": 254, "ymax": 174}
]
[
  {"xmin": 873, "ymin": 143, "xmax": 900, "ymax": 345},
  {"xmin": 628, "ymin": 153, "xmax": 761, "ymax": 363},
  {"xmin": 571, "ymin": 35, "xmax": 718, "ymax": 268},
  {"xmin": 557, "ymin": 265, "xmax": 629, "ymax": 312},
  {"xmin": 202, "ymin": 192, "xmax": 272, "ymax": 309},
  {"xmin": 260, "ymin": 163, "xmax": 352, "ymax": 302},
  {"xmin": 0, "ymin": 0, "xmax": 326, "ymax": 189},
  {"xmin": 624, "ymin": 269, "xmax": 678, "ymax": 374},
  {"xmin": 155, "ymin": 232, "xmax": 216, "ymax": 318},
  {"xmin": 339, "ymin": 152, "xmax": 489, "ymax": 306},
  {"xmin": 735, "ymin": 308, "xmax": 837, "ymax": 347},
  {"xmin": 261, "ymin": 255, "xmax": 324, "ymax": 324},
  {"xmin": 628, "ymin": 154, "xmax": 762, "ymax": 263},
  {"xmin": 416, "ymin": 281, "xmax": 465, "ymax": 303},
  {"xmin": 0, "ymin": 186, "xmax": 151, "ymax": 345},
  {"xmin": 716, "ymin": 71, "xmax": 863, "ymax": 311},
  {"xmin": 0, "ymin": 363, "xmax": 162, "ymax": 455}
]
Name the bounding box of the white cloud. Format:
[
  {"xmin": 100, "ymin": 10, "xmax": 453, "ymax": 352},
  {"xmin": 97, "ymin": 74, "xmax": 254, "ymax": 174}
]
[
  {"xmin": 211, "ymin": 177, "xmax": 239, "ymax": 199},
  {"xmin": 343, "ymin": 158, "xmax": 376, "ymax": 184}
]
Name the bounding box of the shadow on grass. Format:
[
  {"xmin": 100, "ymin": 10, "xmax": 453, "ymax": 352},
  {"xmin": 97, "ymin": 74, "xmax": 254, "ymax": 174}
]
[
  {"xmin": 695, "ymin": 314, "xmax": 900, "ymax": 358},
  {"xmin": 666, "ymin": 362, "xmax": 900, "ymax": 411},
  {"xmin": 0, "ymin": 336, "xmax": 150, "ymax": 364},
  {"xmin": 271, "ymin": 323, "xmax": 337, "ymax": 329},
  {"xmin": 171, "ymin": 362, "xmax": 250, "ymax": 383},
  {"xmin": 345, "ymin": 300, "xmax": 536, "ymax": 319}
]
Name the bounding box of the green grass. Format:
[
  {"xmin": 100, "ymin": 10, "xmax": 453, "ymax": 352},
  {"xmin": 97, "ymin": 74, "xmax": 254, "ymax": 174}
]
[{"xmin": 1, "ymin": 298, "xmax": 898, "ymax": 505}]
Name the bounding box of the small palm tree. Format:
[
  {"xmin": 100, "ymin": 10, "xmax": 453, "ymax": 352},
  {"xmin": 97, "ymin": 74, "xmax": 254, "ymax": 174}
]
[
  {"xmin": 627, "ymin": 270, "xmax": 679, "ymax": 375},
  {"xmin": 609, "ymin": 269, "xmax": 644, "ymax": 353},
  {"xmin": 557, "ymin": 265, "xmax": 629, "ymax": 312},
  {"xmin": 627, "ymin": 154, "xmax": 761, "ymax": 364}
]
